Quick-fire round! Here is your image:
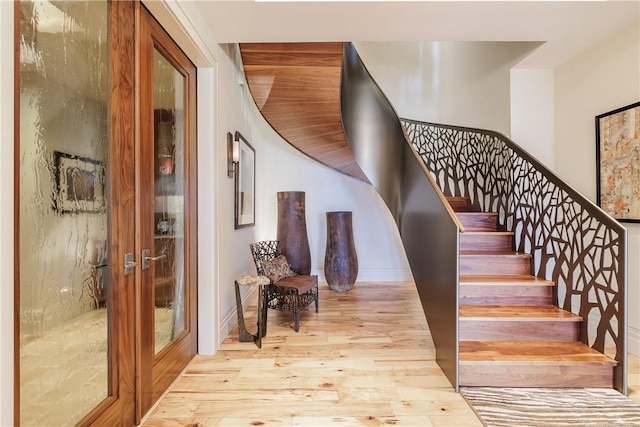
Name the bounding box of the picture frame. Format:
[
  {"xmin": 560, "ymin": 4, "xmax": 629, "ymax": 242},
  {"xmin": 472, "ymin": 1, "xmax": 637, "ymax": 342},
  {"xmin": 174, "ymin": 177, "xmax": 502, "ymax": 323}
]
[
  {"xmin": 596, "ymin": 101, "xmax": 640, "ymax": 223},
  {"xmin": 53, "ymin": 151, "xmax": 106, "ymax": 214},
  {"xmin": 234, "ymin": 131, "xmax": 256, "ymax": 228}
]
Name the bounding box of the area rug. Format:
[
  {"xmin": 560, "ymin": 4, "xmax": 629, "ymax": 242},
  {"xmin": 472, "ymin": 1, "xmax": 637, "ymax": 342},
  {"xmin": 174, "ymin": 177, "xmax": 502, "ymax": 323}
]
[{"xmin": 461, "ymin": 387, "xmax": 640, "ymax": 426}]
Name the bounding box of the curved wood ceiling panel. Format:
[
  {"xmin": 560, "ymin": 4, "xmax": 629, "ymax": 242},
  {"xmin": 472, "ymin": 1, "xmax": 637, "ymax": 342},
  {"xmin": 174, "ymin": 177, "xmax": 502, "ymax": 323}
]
[{"xmin": 240, "ymin": 42, "xmax": 370, "ymax": 183}]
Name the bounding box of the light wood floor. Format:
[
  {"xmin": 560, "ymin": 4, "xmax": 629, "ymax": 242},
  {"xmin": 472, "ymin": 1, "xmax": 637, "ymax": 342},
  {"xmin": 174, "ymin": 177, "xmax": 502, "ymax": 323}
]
[{"xmin": 142, "ymin": 281, "xmax": 640, "ymax": 426}]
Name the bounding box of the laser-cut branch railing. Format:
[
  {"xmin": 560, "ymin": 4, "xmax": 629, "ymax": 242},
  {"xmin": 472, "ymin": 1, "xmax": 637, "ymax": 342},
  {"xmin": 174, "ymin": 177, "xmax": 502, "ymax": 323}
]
[{"xmin": 401, "ymin": 119, "xmax": 628, "ymax": 393}]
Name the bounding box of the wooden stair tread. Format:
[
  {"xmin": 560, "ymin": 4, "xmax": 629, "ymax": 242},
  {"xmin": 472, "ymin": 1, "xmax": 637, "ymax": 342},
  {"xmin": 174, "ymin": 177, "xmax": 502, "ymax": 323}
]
[
  {"xmin": 456, "ymin": 213, "xmax": 498, "ymax": 221},
  {"xmin": 459, "ymin": 341, "xmax": 617, "ymax": 365},
  {"xmin": 459, "ymin": 305, "xmax": 581, "ymax": 321},
  {"xmin": 460, "ymin": 275, "xmax": 554, "ymax": 286},
  {"xmin": 456, "ymin": 212, "xmax": 497, "ymax": 216},
  {"xmin": 460, "ymin": 250, "xmax": 530, "ymax": 257},
  {"xmin": 462, "ymin": 231, "xmax": 514, "ymax": 236}
]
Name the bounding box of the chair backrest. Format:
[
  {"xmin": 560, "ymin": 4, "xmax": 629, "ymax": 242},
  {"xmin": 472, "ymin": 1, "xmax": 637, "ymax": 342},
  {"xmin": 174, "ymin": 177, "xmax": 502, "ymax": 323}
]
[{"xmin": 250, "ymin": 240, "xmax": 282, "ymax": 276}]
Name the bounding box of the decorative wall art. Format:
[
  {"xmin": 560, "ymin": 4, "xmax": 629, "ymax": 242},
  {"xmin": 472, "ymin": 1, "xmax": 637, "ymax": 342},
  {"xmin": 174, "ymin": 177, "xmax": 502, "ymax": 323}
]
[
  {"xmin": 596, "ymin": 102, "xmax": 640, "ymax": 222},
  {"xmin": 234, "ymin": 131, "xmax": 255, "ymax": 228},
  {"xmin": 53, "ymin": 151, "xmax": 106, "ymax": 214}
]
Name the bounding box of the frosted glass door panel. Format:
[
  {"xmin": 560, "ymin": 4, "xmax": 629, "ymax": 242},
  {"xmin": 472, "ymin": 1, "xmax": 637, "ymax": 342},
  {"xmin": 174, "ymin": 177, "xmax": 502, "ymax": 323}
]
[
  {"xmin": 19, "ymin": 1, "xmax": 111, "ymax": 425},
  {"xmin": 153, "ymin": 48, "xmax": 186, "ymax": 354}
]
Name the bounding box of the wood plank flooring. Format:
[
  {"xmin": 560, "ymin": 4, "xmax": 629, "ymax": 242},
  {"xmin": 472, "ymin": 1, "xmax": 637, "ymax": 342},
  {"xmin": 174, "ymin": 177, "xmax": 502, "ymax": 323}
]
[
  {"xmin": 141, "ymin": 282, "xmax": 483, "ymax": 426},
  {"xmin": 141, "ymin": 281, "xmax": 640, "ymax": 426}
]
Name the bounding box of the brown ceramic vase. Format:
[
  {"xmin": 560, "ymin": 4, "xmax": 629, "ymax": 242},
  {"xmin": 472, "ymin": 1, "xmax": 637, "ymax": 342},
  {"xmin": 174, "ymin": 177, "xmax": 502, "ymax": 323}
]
[
  {"xmin": 324, "ymin": 211, "xmax": 358, "ymax": 292},
  {"xmin": 276, "ymin": 191, "xmax": 311, "ymax": 275}
]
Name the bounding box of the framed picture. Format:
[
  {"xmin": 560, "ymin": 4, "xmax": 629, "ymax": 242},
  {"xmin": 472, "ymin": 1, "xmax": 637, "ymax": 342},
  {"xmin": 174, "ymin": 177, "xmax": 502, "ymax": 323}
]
[
  {"xmin": 234, "ymin": 131, "xmax": 256, "ymax": 228},
  {"xmin": 53, "ymin": 151, "xmax": 106, "ymax": 214},
  {"xmin": 596, "ymin": 101, "xmax": 640, "ymax": 222}
]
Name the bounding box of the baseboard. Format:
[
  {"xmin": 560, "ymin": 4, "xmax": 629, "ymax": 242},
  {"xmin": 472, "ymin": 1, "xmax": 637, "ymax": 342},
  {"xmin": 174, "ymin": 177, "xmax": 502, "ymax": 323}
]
[
  {"xmin": 583, "ymin": 308, "xmax": 639, "ymax": 357},
  {"xmin": 629, "ymin": 326, "xmax": 640, "ymax": 356},
  {"xmin": 311, "ymin": 268, "xmax": 414, "ymax": 283}
]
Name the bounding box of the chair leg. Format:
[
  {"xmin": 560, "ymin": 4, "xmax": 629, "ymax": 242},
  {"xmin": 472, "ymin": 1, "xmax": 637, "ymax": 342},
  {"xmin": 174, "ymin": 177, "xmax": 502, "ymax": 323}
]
[
  {"xmin": 291, "ymin": 291, "xmax": 300, "ymax": 332},
  {"xmin": 259, "ymin": 285, "xmax": 268, "ymax": 338},
  {"xmin": 314, "ymin": 283, "xmax": 319, "ymax": 313}
]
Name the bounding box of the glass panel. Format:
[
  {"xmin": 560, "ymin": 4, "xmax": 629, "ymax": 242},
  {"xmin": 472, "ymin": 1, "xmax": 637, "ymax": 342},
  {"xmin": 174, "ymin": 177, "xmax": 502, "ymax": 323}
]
[
  {"xmin": 153, "ymin": 48, "xmax": 186, "ymax": 354},
  {"xmin": 19, "ymin": 0, "xmax": 110, "ymax": 425}
]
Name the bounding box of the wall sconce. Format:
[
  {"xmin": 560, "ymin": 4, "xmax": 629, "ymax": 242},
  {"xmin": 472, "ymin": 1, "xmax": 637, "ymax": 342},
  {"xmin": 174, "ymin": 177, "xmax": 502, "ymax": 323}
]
[{"xmin": 227, "ymin": 131, "xmax": 239, "ymax": 178}]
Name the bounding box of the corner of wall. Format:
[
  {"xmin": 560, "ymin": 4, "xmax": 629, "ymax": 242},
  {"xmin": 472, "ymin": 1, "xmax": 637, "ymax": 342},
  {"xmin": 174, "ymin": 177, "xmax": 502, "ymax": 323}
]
[{"xmin": 197, "ymin": 66, "xmax": 218, "ymax": 356}]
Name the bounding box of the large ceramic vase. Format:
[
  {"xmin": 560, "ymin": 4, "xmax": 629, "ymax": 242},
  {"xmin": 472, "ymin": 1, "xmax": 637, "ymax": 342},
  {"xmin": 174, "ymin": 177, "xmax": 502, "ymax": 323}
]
[
  {"xmin": 276, "ymin": 191, "xmax": 311, "ymax": 275},
  {"xmin": 324, "ymin": 211, "xmax": 358, "ymax": 292}
]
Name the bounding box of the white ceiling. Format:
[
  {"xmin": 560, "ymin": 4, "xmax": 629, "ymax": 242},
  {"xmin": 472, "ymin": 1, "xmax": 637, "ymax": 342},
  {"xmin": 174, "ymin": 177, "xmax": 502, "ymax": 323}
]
[{"xmin": 189, "ymin": 0, "xmax": 639, "ymax": 67}]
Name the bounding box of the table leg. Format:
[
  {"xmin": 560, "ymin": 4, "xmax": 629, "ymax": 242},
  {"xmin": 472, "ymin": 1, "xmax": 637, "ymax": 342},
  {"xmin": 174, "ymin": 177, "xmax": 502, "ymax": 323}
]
[
  {"xmin": 256, "ymin": 284, "xmax": 264, "ymax": 348},
  {"xmin": 235, "ymin": 281, "xmax": 256, "ymax": 343},
  {"xmin": 235, "ymin": 281, "xmax": 268, "ymax": 348}
]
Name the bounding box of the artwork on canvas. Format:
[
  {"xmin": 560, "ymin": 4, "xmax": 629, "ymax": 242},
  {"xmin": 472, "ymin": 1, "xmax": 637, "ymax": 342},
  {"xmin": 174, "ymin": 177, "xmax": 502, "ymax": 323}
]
[
  {"xmin": 596, "ymin": 102, "xmax": 640, "ymax": 222},
  {"xmin": 234, "ymin": 131, "xmax": 255, "ymax": 228}
]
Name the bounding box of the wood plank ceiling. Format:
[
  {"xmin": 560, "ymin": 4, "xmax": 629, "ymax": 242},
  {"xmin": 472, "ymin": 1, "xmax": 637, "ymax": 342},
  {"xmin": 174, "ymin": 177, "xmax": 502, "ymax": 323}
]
[{"xmin": 239, "ymin": 42, "xmax": 370, "ymax": 183}]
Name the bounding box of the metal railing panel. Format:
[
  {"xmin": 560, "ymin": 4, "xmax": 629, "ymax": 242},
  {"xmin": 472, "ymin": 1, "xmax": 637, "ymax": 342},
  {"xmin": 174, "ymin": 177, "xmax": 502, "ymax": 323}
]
[{"xmin": 402, "ymin": 119, "xmax": 628, "ymax": 393}]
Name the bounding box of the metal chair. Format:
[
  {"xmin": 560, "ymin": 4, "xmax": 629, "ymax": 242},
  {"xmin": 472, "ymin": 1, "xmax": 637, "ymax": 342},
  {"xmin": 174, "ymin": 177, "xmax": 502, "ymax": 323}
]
[{"xmin": 250, "ymin": 240, "xmax": 319, "ymax": 332}]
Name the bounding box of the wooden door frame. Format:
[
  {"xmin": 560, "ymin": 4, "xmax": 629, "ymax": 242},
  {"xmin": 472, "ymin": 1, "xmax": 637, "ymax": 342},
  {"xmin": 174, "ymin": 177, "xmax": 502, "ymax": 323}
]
[
  {"xmin": 136, "ymin": 4, "xmax": 198, "ymax": 422},
  {"xmin": 12, "ymin": 2, "xmax": 19, "ymax": 423}
]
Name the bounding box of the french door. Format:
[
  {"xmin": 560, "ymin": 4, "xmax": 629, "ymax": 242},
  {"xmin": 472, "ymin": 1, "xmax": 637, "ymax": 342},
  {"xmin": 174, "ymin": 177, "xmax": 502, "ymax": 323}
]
[
  {"xmin": 136, "ymin": 5, "xmax": 198, "ymax": 420},
  {"xmin": 15, "ymin": 1, "xmax": 197, "ymax": 425}
]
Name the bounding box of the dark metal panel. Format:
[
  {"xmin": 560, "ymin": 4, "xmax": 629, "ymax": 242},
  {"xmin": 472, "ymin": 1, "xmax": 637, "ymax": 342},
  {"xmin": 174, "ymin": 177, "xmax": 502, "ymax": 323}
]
[
  {"xmin": 341, "ymin": 43, "xmax": 403, "ymax": 224},
  {"xmin": 399, "ymin": 141, "xmax": 460, "ymax": 389},
  {"xmin": 341, "ymin": 43, "xmax": 460, "ymax": 389}
]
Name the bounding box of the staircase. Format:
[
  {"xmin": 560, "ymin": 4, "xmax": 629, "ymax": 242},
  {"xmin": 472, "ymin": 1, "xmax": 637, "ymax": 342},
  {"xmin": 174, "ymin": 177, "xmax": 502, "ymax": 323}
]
[
  {"xmin": 239, "ymin": 42, "xmax": 626, "ymax": 393},
  {"xmin": 451, "ymin": 196, "xmax": 617, "ymax": 387}
]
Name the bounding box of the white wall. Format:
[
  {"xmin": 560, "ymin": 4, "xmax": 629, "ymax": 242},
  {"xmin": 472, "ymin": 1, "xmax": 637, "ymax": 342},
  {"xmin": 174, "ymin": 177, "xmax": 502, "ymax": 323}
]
[
  {"xmin": 354, "ymin": 41, "xmax": 540, "ymax": 136},
  {"xmin": 554, "ymin": 21, "xmax": 640, "ymax": 355},
  {"xmin": 0, "ymin": 1, "xmax": 14, "ymax": 424},
  {"xmin": 510, "ymin": 69, "xmax": 555, "ymax": 169}
]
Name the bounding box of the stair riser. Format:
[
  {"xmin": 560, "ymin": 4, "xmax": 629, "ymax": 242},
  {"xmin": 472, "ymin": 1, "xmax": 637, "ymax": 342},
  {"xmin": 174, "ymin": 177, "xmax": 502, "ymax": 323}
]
[
  {"xmin": 460, "ymin": 234, "xmax": 513, "ymax": 251},
  {"xmin": 459, "ymin": 364, "xmax": 614, "ymax": 388},
  {"xmin": 458, "ymin": 214, "xmax": 498, "ymax": 231},
  {"xmin": 460, "ymin": 285, "xmax": 552, "ymax": 305},
  {"xmin": 448, "ymin": 197, "xmax": 470, "ymax": 212},
  {"xmin": 460, "ymin": 321, "xmax": 579, "ymax": 342},
  {"xmin": 460, "ymin": 257, "xmax": 531, "ymax": 275}
]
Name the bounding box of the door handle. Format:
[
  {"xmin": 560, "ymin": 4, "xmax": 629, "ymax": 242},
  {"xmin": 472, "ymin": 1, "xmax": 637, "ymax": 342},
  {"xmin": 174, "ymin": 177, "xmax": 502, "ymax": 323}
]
[
  {"xmin": 142, "ymin": 248, "xmax": 167, "ymax": 270},
  {"xmin": 124, "ymin": 253, "xmax": 137, "ymax": 276}
]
